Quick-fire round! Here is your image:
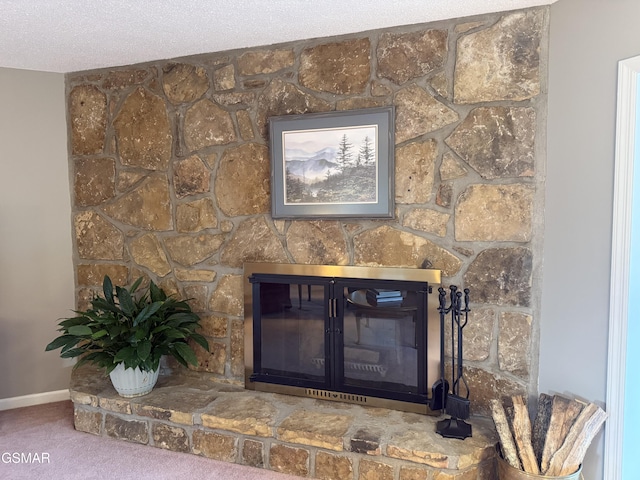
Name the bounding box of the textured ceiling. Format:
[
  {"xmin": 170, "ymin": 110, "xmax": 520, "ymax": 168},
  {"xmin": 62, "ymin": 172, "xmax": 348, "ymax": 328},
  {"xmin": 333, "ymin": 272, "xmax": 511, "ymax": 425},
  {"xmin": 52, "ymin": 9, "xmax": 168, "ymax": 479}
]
[{"xmin": 0, "ymin": 0, "xmax": 556, "ymax": 74}]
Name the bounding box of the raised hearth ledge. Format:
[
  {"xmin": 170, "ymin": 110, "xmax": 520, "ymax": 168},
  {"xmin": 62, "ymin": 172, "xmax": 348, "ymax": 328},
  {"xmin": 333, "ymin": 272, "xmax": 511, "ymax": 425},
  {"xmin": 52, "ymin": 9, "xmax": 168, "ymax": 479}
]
[{"xmin": 70, "ymin": 365, "xmax": 498, "ymax": 479}]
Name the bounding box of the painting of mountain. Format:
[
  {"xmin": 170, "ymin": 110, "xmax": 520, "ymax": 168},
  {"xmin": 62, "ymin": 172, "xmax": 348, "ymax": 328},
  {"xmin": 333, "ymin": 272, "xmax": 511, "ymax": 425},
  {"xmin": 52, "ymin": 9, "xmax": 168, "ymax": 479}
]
[{"xmin": 283, "ymin": 125, "xmax": 377, "ymax": 205}]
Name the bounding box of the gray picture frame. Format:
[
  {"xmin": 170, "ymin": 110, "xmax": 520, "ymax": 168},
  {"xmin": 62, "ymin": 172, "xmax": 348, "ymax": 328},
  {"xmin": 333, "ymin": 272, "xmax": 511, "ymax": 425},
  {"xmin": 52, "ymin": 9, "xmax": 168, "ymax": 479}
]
[{"xmin": 269, "ymin": 106, "xmax": 395, "ymax": 219}]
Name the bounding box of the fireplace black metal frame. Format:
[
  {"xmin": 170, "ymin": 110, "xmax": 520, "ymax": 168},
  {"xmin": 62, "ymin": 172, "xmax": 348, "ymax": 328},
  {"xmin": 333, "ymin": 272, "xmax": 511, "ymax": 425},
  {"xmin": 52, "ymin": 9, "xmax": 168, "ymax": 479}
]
[{"xmin": 243, "ymin": 263, "xmax": 442, "ymax": 414}]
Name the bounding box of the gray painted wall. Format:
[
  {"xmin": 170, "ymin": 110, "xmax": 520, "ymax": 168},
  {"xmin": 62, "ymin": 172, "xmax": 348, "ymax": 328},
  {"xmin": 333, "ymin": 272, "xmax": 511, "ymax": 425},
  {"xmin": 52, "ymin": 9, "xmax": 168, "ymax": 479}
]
[
  {"xmin": 0, "ymin": 67, "xmax": 75, "ymax": 400},
  {"xmin": 544, "ymin": 0, "xmax": 640, "ymax": 478}
]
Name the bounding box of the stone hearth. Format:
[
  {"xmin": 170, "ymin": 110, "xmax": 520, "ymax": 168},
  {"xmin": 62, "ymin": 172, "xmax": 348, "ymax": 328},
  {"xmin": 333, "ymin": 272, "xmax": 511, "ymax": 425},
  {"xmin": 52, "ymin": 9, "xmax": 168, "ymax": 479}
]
[{"xmin": 70, "ymin": 366, "xmax": 498, "ymax": 479}]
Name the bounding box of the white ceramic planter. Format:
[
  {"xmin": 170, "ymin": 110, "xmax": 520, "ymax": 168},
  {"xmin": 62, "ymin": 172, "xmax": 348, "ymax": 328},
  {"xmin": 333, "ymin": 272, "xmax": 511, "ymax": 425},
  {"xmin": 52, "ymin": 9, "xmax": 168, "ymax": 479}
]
[{"xmin": 109, "ymin": 363, "xmax": 159, "ymax": 398}]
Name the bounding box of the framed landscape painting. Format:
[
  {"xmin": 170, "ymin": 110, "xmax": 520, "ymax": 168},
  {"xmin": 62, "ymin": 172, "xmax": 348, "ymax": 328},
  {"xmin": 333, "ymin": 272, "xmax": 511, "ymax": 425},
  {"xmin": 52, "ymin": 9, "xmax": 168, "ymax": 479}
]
[{"xmin": 269, "ymin": 106, "xmax": 395, "ymax": 218}]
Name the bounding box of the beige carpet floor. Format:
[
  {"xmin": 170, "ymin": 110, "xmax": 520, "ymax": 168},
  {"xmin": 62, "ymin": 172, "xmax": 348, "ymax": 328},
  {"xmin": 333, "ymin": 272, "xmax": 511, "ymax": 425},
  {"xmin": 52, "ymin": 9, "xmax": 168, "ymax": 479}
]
[{"xmin": 0, "ymin": 400, "xmax": 300, "ymax": 480}]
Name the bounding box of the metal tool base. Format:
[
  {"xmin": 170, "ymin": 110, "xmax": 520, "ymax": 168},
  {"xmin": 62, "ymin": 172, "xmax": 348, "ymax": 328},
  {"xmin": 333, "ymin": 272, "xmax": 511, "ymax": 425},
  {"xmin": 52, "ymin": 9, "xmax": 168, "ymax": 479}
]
[{"xmin": 436, "ymin": 417, "xmax": 472, "ymax": 440}]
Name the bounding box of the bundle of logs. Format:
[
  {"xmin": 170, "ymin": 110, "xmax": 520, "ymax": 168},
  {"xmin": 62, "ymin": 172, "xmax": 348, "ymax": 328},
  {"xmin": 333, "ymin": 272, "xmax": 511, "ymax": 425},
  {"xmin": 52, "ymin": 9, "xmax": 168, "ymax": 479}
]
[{"xmin": 491, "ymin": 394, "xmax": 607, "ymax": 476}]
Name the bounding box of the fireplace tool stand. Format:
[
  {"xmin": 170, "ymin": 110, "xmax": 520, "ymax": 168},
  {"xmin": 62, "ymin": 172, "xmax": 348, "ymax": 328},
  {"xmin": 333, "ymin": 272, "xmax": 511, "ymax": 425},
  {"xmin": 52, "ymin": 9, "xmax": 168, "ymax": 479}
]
[{"xmin": 435, "ymin": 285, "xmax": 472, "ymax": 440}]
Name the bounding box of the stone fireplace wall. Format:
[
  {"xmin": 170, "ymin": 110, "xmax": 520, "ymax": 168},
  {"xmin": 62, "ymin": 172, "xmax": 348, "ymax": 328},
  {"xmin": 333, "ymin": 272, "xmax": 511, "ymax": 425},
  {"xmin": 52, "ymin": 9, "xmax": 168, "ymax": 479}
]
[{"xmin": 66, "ymin": 7, "xmax": 547, "ymax": 414}]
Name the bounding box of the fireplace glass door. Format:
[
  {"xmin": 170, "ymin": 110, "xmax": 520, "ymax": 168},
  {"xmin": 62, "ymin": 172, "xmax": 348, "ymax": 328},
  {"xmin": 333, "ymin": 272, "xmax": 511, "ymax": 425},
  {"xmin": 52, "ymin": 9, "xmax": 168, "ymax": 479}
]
[
  {"xmin": 251, "ymin": 275, "xmax": 332, "ymax": 390},
  {"xmin": 248, "ymin": 270, "xmax": 435, "ymax": 407}
]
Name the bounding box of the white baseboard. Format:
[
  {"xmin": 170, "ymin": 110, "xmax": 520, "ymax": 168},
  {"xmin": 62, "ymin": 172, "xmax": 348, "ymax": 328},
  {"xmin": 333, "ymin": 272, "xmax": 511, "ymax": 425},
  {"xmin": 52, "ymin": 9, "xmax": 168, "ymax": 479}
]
[{"xmin": 0, "ymin": 389, "xmax": 70, "ymax": 411}]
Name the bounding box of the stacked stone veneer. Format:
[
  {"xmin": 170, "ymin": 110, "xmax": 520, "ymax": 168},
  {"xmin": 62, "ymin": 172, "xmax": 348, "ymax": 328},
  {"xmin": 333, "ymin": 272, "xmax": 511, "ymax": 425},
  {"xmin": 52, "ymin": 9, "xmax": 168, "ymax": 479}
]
[
  {"xmin": 71, "ymin": 366, "xmax": 498, "ymax": 479},
  {"xmin": 66, "ymin": 7, "xmax": 548, "ymax": 415}
]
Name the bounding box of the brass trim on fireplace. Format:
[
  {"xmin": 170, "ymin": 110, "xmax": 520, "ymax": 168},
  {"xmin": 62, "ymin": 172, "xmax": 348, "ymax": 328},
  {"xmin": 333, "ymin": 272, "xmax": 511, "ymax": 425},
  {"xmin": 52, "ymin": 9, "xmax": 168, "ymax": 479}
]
[{"xmin": 243, "ymin": 263, "xmax": 442, "ymax": 414}]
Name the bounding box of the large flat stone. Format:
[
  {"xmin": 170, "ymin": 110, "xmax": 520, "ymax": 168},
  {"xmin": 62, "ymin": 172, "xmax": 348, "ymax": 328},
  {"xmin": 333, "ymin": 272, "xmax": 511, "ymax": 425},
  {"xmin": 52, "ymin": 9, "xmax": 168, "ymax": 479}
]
[
  {"xmin": 277, "ymin": 410, "xmax": 353, "ymax": 451},
  {"xmin": 201, "ymin": 395, "xmax": 277, "ymax": 437}
]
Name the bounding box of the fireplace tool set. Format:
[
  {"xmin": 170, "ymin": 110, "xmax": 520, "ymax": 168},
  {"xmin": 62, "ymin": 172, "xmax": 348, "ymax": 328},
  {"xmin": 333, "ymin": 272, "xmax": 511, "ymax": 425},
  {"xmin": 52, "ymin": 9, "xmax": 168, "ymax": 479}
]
[{"xmin": 433, "ymin": 285, "xmax": 472, "ymax": 440}]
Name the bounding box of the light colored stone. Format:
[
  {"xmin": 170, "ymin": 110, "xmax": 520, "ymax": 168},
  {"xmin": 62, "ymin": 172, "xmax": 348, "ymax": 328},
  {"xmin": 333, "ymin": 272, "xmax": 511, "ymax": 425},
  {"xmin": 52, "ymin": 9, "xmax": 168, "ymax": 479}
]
[
  {"xmin": 69, "ymin": 85, "xmax": 107, "ymax": 155},
  {"xmin": 354, "ymin": 226, "xmax": 461, "ymax": 276},
  {"xmin": 446, "ymin": 107, "xmax": 536, "ymax": 179},
  {"xmin": 212, "ymin": 92, "xmax": 255, "ymax": 106},
  {"xmin": 440, "ymin": 152, "xmax": 468, "ymax": 181},
  {"xmin": 455, "ymin": 184, "xmax": 534, "ymax": 241},
  {"xmin": 454, "ymin": 11, "xmax": 543, "ymax": 103},
  {"xmin": 213, "ymin": 64, "xmax": 235, "ymax": 91},
  {"xmin": 104, "ymin": 414, "xmax": 148, "ymax": 444},
  {"xmin": 74, "ymin": 158, "xmax": 115, "ymax": 206},
  {"xmin": 387, "ymin": 424, "xmax": 497, "ymax": 470},
  {"xmin": 193, "ymin": 340, "xmax": 226, "ymax": 375},
  {"xmin": 132, "ymin": 390, "xmax": 216, "ymax": 425},
  {"xmin": 201, "ymin": 395, "xmax": 277, "ymax": 436},
  {"xmin": 116, "ymin": 171, "xmax": 145, "ymax": 192},
  {"xmin": 75, "ymin": 211, "xmax": 124, "ymax": 260},
  {"xmin": 336, "ymin": 97, "xmax": 386, "ymax": 111},
  {"xmin": 198, "ymin": 315, "xmax": 227, "ymax": 338},
  {"xmin": 174, "ymin": 268, "xmax": 216, "ymax": 282},
  {"xmin": 395, "ymin": 140, "xmax": 437, "ymax": 204},
  {"xmin": 162, "ymin": 63, "xmax": 209, "ymax": 104},
  {"xmin": 164, "ymin": 233, "xmax": 224, "ymax": 267},
  {"xmin": 286, "ymin": 221, "xmax": 349, "ymax": 265},
  {"xmin": 236, "ymin": 109, "xmax": 255, "ymax": 140},
  {"xmin": 498, "ymin": 311, "xmax": 532, "ymax": 378},
  {"xmin": 184, "ymin": 284, "xmax": 208, "ymax": 313},
  {"xmin": 464, "ymin": 366, "xmax": 527, "ymax": 416},
  {"xmin": 395, "ymin": 85, "xmax": 458, "ymax": 143},
  {"xmin": 448, "ymin": 307, "xmax": 495, "ymax": 362},
  {"xmin": 277, "ymin": 410, "xmax": 352, "ymax": 451},
  {"xmin": 173, "ymin": 155, "xmax": 210, "ymax": 198},
  {"xmin": 103, "ymin": 174, "xmax": 172, "ymax": 231},
  {"xmin": 152, "ymin": 423, "xmax": 190, "ymax": 452},
  {"xmin": 220, "ymin": 217, "xmax": 288, "ymax": 268},
  {"xmin": 377, "ymin": 29, "xmax": 447, "ymax": 84},
  {"xmin": 238, "ymin": 48, "xmax": 295, "ymax": 75},
  {"xmin": 184, "ymin": 99, "xmax": 237, "ymax": 152},
  {"xmin": 429, "ymin": 71, "xmax": 449, "ymax": 99},
  {"xmin": 359, "ymin": 460, "xmax": 394, "ymax": 480},
  {"xmin": 300, "ymin": 38, "xmax": 370, "ymax": 94},
  {"xmin": 129, "ymin": 233, "xmax": 171, "ymax": 277},
  {"xmin": 74, "ymin": 407, "xmax": 102, "ymax": 435},
  {"xmin": 102, "ymin": 69, "xmax": 150, "ymax": 89},
  {"xmin": 463, "ymin": 247, "xmax": 532, "ymax": 307},
  {"xmin": 402, "ymin": 208, "xmax": 450, "ymax": 237},
  {"xmin": 209, "ymin": 274, "xmax": 243, "ymax": 316},
  {"xmin": 270, "ymin": 443, "xmax": 310, "ymax": 477},
  {"xmin": 77, "ymin": 264, "xmax": 128, "ymax": 287},
  {"xmin": 215, "ymin": 143, "xmax": 270, "ymax": 216},
  {"xmin": 399, "ymin": 466, "xmax": 429, "ymax": 480},
  {"xmin": 230, "ymin": 318, "xmax": 244, "ymax": 378},
  {"xmin": 176, "ymin": 197, "xmax": 217, "ymax": 233},
  {"xmin": 113, "ymin": 87, "xmax": 172, "ymax": 170},
  {"xmin": 256, "ymin": 79, "xmax": 332, "ymax": 136},
  {"xmin": 243, "ymin": 439, "xmax": 264, "ymax": 468},
  {"xmin": 192, "ymin": 430, "xmax": 237, "ymax": 461},
  {"xmin": 316, "ymin": 451, "xmax": 353, "ymax": 480}
]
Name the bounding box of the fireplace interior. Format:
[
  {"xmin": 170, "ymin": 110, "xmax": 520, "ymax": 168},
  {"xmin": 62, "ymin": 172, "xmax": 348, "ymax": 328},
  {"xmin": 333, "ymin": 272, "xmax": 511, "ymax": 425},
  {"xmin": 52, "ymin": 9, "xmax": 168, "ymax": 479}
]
[{"xmin": 244, "ymin": 263, "xmax": 442, "ymax": 414}]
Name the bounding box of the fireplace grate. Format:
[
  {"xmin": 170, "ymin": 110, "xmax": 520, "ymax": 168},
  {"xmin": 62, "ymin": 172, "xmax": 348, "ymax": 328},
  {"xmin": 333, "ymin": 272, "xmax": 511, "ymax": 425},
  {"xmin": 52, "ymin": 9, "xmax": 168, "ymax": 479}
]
[
  {"xmin": 305, "ymin": 388, "xmax": 368, "ymax": 404},
  {"xmin": 310, "ymin": 357, "xmax": 388, "ymax": 377}
]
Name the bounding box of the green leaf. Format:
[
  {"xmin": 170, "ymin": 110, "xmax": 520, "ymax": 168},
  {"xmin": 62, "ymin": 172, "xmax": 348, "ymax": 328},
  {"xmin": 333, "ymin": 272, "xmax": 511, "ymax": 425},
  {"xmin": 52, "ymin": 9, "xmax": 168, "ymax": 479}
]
[
  {"xmin": 129, "ymin": 277, "xmax": 144, "ymax": 295},
  {"xmin": 45, "ymin": 335, "xmax": 77, "ymax": 351},
  {"xmin": 117, "ymin": 287, "xmax": 135, "ymax": 317},
  {"xmin": 60, "ymin": 347, "xmax": 86, "ymax": 359},
  {"xmin": 68, "ymin": 325, "xmax": 93, "ymax": 336},
  {"xmin": 103, "ymin": 275, "xmax": 114, "ymax": 305},
  {"xmin": 149, "ymin": 281, "xmax": 166, "ymax": 303},
  {"xmin": 190, "ymin": 333, "xmax": 210, "ymax": 351},
  {"xmin": 133, "ymin": 301, "xmax": 163, "ymax": 326},
  {"xmin": 172, "ymin": 342, "xmax": 198, "ymax": 366},
  {"xmin": 91, "ymin": 329, "xmax": 108, "ymax": 340},
  {"xmin": 113, "ymin": 346, "xmax": 136, "ymax": 364},
  {"xmin": 137, "ymin": 340, "xmax": 152, "ymax": 361}
]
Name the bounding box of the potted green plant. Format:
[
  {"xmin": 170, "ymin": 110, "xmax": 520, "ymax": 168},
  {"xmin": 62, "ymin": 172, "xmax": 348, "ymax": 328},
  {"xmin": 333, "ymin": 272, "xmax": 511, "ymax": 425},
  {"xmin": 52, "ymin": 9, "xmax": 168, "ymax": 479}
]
[{"xmin": 46, "ymin": 275, "xmax": 209, "ymax": 397}]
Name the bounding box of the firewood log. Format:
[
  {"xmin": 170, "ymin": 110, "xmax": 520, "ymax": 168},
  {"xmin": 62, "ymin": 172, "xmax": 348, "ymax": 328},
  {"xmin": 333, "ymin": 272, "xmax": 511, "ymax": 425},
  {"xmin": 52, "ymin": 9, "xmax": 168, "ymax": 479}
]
[
  {"xmin": 490, "ymin": 398, "xmax": 522, "ymax": 470},
  {"xmin": 511, "ymin": 396, "xmax": 540, "ymax": 474},
  {"xmin": 545, "ymin": 402, "xmax": 607, "ymax": 476},
  {"xmin": 532, "ymin": 393, "xmax": 553, "ymax": 465},
  {"xmin": 540, "ymin": 396, "xmax": 583, "ymax": 472}
]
